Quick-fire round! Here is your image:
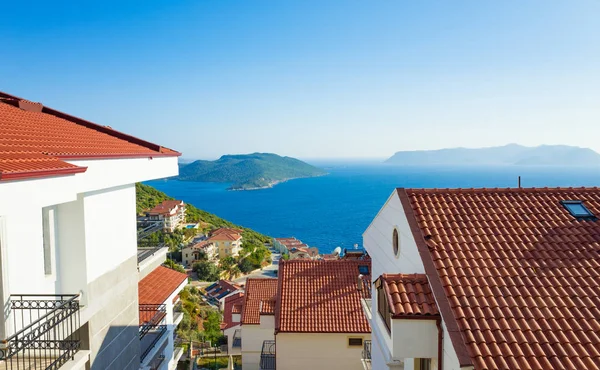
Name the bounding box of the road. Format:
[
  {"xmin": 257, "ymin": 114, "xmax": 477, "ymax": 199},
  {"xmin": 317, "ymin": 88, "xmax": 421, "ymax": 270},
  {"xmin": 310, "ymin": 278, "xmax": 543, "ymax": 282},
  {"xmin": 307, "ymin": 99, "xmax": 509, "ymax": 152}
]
[{"xmin": 233, "ymin": 248, "xmax": 281, "ymax": 285}]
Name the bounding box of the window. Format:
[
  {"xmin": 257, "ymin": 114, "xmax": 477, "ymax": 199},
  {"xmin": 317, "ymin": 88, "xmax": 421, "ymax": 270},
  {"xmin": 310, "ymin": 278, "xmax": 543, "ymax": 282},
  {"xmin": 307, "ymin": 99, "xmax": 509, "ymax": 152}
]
[
  {"xmin": 377, "ymin": 285, "xmax": 391, "ymax": 333},
  {"xmin": 416, "ymin": 358, "xmax": 432, "ymax": 370},
  {"xmin": 42, "ymin": 207, "xmax": 57, "ymax": 276},
  {"xmin": 392, "ymin": 228, "xmax": 399, "ymax": 256},
  {"xmin": 358, "ymin": 265, "xmax": 369, "ymax": 275},
  {"xmin": 348, "ymin": 337, "xmax": 363, "ymax": 347},
  {"xmin": 561, "ymin": 200, "xmax": 595, "ymax": 219}
]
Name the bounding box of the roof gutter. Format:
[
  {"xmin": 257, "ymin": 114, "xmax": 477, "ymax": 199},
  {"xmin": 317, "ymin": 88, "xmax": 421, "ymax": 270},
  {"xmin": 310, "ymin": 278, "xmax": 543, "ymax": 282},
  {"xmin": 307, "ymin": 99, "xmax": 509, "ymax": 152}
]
[{"xmin": 437, "ymin": 318, "xmax": 443, "ymax": 370}]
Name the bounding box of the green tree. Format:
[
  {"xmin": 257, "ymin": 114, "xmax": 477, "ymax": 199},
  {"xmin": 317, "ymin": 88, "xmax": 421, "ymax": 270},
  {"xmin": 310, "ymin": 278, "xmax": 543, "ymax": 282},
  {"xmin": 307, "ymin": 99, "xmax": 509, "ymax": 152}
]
[
  {"xmin": 238, "ymin": 259, "xmax": 254, "ymax": 274},
  {"xmin": 193, "ymin": 261, "xmax": 221, "ymax": 281},
  {"xmin": 164, "ymin": 259, "xmax": 186, "ymax": 274},
  {"xmin": 203, "ymin": 310, "xmax": 223, "ymax": 344}
]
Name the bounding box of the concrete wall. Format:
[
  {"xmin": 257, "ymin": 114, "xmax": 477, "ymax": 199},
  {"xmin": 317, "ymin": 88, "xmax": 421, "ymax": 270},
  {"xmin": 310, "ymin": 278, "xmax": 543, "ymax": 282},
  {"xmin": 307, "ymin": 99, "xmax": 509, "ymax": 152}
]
[
  {"xmin": 392, "ymin": 319, "xmax": 438, "ymax": 359},
  {"xmin": 276, "ymin": 333, "xmax": 371, "ymax": 370},
  {"xmin": 241, "ymin": 324, "xmax": 274, "ymax": 370}
]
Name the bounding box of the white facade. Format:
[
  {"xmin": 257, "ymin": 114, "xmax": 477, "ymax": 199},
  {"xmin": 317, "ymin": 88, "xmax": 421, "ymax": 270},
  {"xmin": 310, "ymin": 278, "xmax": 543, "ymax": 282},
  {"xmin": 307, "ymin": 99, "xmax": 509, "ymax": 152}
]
[
  {"xmin": 0, "ymin": 156, "xmax": 178, "ymax": 369},
  {"xmin": 363, "ymin": 190, "xmax": 466, "ymax": 370},
  {"xmin": 241, "ymin": 316, "xmax": 275, "ymax": 370},
  {"xmin": 276, "ymin": 333, "xmax": 371, "ymax": 370}
]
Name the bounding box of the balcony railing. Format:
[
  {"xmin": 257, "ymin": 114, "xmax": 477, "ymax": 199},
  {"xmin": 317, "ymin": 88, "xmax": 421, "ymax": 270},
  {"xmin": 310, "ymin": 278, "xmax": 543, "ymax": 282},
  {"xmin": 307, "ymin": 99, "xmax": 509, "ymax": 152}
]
[
  {"xmin": 0, "ymin": 294, "xmax": 81, "ymax": 370},
  {"xmin": 232, "ymin": 329, "xmax": 241, "ymax": 348},
  {"xmin": 149, "ymin": 354, "xmax": 165, "ymax": 370},
  {"xmin": 259, "ymin": 340, "xmax": 275, "ymax": 370},
  {"xmin": 362, "ymin": 340, "xmax": 372, "ymax": 370},
  {"xmin": 139, "ymin": 304, "xmax": 167, "ymax": 362},
  {"xmin": 137, "ymin": 244, "xmax": 168, "ymax": 264}
]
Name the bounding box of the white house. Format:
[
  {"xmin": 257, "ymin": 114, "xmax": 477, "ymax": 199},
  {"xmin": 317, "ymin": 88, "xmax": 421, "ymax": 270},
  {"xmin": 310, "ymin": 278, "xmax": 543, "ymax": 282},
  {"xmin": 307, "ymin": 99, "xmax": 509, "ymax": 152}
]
[
  {"xmin": 240, "ymin": 278, "xmax": 278, "ymax": 370},
  {"xmin": 0, "ymin": 91, "xmax": 179, "ymax": 369},
  {"xmin": 182, "ymin": 241, "xmax": 217, "ymax": 266},
  {"xmin": 221, "ymin": 291, "xmax": 245, "ymax": 355},
  {"xmin": 208, "ymin": 230, "xmax": 243, "ymax": 259},
  {"xmin": 363, "ymin": 187, "xmax": 600, "ymax": 370},
  {"xmin": 142, "ymin": 200, "xmax": 186, "ymax": 232},
  {"xmin": 138, "ymin": 266, "xmax": 188, "ymax": 370}
]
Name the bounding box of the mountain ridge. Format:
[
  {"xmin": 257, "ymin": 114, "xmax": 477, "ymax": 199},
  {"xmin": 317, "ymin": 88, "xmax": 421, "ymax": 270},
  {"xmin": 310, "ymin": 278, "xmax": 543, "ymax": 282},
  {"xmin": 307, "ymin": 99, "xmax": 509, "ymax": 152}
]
[{"xmin": 385, "ymin": 144, "xmax": 600, "ymax": 166}]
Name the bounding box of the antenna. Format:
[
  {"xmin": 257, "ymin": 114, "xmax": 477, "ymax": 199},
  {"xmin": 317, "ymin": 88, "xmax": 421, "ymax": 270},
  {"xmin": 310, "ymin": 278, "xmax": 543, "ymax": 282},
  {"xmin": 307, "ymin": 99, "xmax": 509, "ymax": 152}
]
[
  {"xmin": 354, "ymin": 243, "xmax": 359, "ymax": 250},
  {"xmin": 518, "ymin": 176, "xmax": 521, "ymax": 188}
]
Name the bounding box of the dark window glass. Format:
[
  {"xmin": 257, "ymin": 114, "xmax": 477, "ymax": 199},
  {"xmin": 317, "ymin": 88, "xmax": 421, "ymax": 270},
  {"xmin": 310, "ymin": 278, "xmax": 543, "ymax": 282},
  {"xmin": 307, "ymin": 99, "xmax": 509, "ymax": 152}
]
[{"xmin": 348, "ymin": 338, "xmax": 363, "ymax": 346}]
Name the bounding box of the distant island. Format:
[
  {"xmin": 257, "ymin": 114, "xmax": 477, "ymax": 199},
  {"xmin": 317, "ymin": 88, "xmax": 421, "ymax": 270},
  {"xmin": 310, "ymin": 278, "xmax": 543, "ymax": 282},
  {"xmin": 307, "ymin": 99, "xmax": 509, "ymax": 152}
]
[
  {"xmin": 385, "ymin": 144, "xmax": 600, "ymax": 166},
  {"xmin": 178, "ymin": 153, "xmax": 327, "ymax": 190}
]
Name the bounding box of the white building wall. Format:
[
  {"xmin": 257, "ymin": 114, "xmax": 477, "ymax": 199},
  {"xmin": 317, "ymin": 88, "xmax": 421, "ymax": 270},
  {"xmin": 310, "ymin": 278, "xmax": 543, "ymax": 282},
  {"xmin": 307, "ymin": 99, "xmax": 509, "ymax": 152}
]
[
  {"xmin": 363, "ymin": 190, "xmax": 465, "ymax": 369},
  {"xmin": 276, "ymin": 332, "xmax": 371, "ymax": 370},
  {"xmin": 241, "ymin": 324, "xmax": 274, "ymax": 370}
]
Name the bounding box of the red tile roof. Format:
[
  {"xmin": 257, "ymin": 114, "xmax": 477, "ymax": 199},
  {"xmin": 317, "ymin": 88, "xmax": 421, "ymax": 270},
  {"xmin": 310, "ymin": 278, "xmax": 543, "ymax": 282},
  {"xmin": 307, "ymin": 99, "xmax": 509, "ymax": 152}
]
[
  {"xmin": 241, "ymin": 279, "xmax": 278, "ymax": 325},
  {"xmin": 205, "ymin": 280, "xmax": 242, "ymax": 300},
  {"xmin": 208, "ymin": 233, "xmax": 242, "ymax": 242},
  {"xmin": 399, "ymin": 187, "xmax": 600, "ymax": 370},
  {"xmin": 259, "ymin": 299, "xmax": 276, "ymax": 315},
  {"xmin": 139, "ymin": 266, "xmax": 188, "ymax": 305},
  {"xmin": 147, "ymin": 200, "xmax": 184, "ymax": 215},
  {"xmin": 0, "ymin": 91, "xmax": 180, "ymax": 181},
  {"xmin": 213, "ymin": 228, "xmax": 244, "ymax": 236},
  {"xmin": 232, "ymin": 304, "xmax": 243, "ymax": 314},
  {"xmin": 276, "ymin": 260, "xmax": 371, "ymax": 333},
  {"xmin": 222, "ymin": 292, "xmax": 245, "ymax": 330},
  {"xmin": 378, "ymin": 274, "xmax": 439, "ymax": 317}
]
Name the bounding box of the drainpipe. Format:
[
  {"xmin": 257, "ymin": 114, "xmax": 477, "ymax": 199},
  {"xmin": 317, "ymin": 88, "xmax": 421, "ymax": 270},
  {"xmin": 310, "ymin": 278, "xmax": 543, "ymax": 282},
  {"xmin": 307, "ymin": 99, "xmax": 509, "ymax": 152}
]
[{"xmin": 436, "ymin": 319, "xmax": 443, "ymax": 370}]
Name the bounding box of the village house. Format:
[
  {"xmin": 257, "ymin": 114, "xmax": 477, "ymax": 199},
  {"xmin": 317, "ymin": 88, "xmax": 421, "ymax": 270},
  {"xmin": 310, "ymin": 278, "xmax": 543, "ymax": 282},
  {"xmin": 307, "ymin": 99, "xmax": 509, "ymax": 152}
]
[
  {"xmin": 208, "ymin": 228, "xmax": 243, "ymax": 258},
  {"xmin": 221, "ymin": 291, "xmax": 245, "ymax": 355},
  {"xmin": 140, "ymin": 200, "xmax": 186, "ymax": 232},
  {"xmin": 0, "ymin": 90, "xmax": 180, "ymax": 369},
  {"xmin": 273, "ymin": 237, "xmax": 320, "ymax": 260},
  {"xmin": 363, "ymin": 187, "xmax": 600, "ymax": 370},
  {"xmin": 181, "ymin": 240, "xmax": 217, "ymax": 266},
  {"xmin": 224, "ymin": 258, "xmax": 371, "ymax": 370},
  {"xmin": 204, "ymin": 279, "xmax": 243, "ymax": 308}
]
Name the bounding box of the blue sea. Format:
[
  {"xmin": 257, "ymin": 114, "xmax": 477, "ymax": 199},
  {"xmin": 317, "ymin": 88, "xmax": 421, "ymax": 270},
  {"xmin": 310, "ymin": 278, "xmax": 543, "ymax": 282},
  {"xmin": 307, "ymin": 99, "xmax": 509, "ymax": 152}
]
[{"xmin": 146, "ymin": 162, "xmax": 600, "ymax": 254}]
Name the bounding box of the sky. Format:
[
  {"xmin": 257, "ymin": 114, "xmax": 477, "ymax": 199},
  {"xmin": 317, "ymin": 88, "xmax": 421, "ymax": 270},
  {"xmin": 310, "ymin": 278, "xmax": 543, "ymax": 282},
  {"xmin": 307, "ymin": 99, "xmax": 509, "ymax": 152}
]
[{"xmin": 1, "ymin": 1, "xmax": 599, "ymax": 160}]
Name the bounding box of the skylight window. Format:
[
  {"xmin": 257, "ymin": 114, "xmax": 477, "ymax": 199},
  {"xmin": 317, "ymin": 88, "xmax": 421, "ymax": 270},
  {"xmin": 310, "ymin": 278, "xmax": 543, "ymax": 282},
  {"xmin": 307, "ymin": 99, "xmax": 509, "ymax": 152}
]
[
  {"xmin": 358, "ymin": 265, "xmax": 369, "ymax": 275},
  {"xmin": 561, "ymin": 200, "xmax": 595, "ymax": 219}
]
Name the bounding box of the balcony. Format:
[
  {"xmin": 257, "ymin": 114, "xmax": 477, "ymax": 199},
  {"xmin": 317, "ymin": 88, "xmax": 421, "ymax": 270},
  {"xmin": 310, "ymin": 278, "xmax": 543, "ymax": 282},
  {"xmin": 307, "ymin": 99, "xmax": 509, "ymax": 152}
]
[
  {"xmin": 173, "ymin": 301, "xmax": 184, "ymax": 326},
  {"xmin": 232, "ymin": 329, "xmax": 241, "ymax": 348},
  {"xmin": 139, "ymin": 304, "xmax": 167, "ymax": 363},
  {"xmin": 137, "ymin": 244, "xmax": 168, "ymax": 264},
  {"xmin": 149, "ymin": 354, "xmax": 165, "ymax": 370},
  {"xmin": 259, "ymin": 340, "xmax": 275, "ymax": 370},
  {"xmin": 362, "ymin": 340, "xmax": 372, "ymax": 370},
  {"xmin": 0, "ymin": 294, "xmax": 81, "ymax": 370}
]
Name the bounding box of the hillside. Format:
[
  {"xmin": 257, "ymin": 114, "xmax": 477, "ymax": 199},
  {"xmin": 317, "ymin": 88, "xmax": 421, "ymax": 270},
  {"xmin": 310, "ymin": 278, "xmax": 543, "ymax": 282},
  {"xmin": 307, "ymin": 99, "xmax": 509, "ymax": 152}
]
[
  {"xmin": 136, "ymin": 183, "xmax": 269, "ymax": 243},
  {"xmin": 385, "ymin": 144, "xmax": 600, "ymax": 166},
  {"xmin": 178, "ymin": 153, "xmax": 327, "ymax": 190}
]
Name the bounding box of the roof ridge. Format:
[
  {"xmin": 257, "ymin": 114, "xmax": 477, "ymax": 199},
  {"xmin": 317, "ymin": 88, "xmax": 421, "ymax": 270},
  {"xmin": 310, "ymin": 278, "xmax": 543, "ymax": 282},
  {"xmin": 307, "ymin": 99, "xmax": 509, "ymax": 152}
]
[{"xmin": 401, "ymin": 186, "xmax": 600, "ymax": 194}]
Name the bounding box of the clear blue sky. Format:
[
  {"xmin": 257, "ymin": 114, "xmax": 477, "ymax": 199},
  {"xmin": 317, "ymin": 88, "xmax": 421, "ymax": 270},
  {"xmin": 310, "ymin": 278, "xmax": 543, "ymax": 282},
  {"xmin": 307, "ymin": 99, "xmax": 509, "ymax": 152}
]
[{"xmin": 1, "ymin": 1, "xmax": 599, "ymax": 159}]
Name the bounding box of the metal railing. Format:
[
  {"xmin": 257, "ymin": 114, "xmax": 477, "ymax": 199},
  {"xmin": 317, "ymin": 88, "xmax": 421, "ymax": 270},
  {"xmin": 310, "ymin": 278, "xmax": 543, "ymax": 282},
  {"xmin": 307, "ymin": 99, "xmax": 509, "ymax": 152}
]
[
  {"xmin": 139, "ymin": 304, "xmax": 167, "ymax": 362},
  {"xmin": 259, "ymin": 340, "xmax": 276, "ymax": 370},
  {"xmin": 137, "ymin": 244, "xmax": 167, "ymax": 264},
  {"xmin": 232, "ymin": 329, "xmax": 241, "ymax": 348},
  {"xmin": 149, "ymin": 354, "xmax": 165, "ymax": 370},
  {"xmin": 137, "ymin": 223, "xmax": 164, "ymax": 241},
  {"xmin": 362, "ymin": 340, "xmax": 371, "ymax": 361},
  {"xmin": 0, "ymin": 294, "xmax": 81, "ymax": 370}
]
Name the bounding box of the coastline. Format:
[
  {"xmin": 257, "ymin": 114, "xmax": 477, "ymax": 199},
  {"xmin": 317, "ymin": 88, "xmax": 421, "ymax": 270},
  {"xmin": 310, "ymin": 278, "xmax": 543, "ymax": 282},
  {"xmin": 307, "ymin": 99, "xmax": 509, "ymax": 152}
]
[{"xmin": 228, "ymin": 173, "xmax": 328, "ymax": 191}]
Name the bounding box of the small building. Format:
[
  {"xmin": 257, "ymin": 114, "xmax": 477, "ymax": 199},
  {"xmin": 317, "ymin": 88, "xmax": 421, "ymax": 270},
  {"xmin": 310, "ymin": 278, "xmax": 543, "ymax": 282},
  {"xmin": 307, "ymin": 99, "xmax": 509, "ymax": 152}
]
[
  {"xmin": 204, "ymin": 280, "xmax": 243, "ymax": 308},
  {"xmin": 273, "ymin": 237, "xmax": 320, "ymax": 260},
  {"xmin": 274, "ymin": 260, "xmax": 372, "ymax": 370},
  {"xmin": 221, "ymin": 292, "xmax": 245, "ymax": 355},
  {"xmin": 138, "ymin": 266, "xmax": 188, "ymax": 369},
  {"xmin": 208, "ymin": 230, "xmax": 243, "ymax": 259},
  {"xmin": 182, "ymin": 241, "xmax": 217, "ymax": 266},
  {"xmin": 143, "ymin": 200, "xmax": 186, "ymax": 232},
  {"xmin": 240, "ymin": 278, "xmax": 278, "ymax": 370}
]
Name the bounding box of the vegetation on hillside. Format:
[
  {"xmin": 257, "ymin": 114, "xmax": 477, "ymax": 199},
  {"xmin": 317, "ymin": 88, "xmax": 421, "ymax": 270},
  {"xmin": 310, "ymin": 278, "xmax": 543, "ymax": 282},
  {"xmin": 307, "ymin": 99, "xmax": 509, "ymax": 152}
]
[
  {"xmin": 177, "ymin": 153, "xmax": 327, "ymax": 190},
  {"xmin": 176, "ymin": 286, "xmax": 224, "ymax": 345},
  {"xmin": 136, "ymin": 183, "xmax": 270, "ymax": 244}
]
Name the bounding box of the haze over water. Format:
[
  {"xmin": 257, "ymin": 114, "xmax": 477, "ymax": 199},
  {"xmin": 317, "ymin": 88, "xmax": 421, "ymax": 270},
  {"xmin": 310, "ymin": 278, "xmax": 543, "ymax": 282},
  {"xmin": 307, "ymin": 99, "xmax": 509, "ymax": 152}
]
[{"xmin": 146, "ymin": 163, "xmax": 600, "ymax": 253}]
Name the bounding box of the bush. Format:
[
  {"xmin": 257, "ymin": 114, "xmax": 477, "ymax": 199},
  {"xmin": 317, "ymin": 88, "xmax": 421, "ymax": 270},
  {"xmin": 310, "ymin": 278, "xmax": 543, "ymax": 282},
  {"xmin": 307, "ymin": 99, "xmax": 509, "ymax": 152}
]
[
  {"xmin": 164, "ymin": 259, "xmax": 186, "ymax": 273},
  {"xmin": 238, "ymin": 259, "xmax": 254, "ymax": 274},
  {"xmin": 193, "ymin": 261, "xmax": 221, "ymax": 281}
]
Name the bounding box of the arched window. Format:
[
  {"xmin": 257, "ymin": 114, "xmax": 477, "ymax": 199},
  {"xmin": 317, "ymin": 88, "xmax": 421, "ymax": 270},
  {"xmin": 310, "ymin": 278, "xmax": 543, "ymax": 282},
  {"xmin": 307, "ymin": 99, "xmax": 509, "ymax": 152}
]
[{"xmin": 392, "ymin": 228, "xmax": 399, "ymax": 257}]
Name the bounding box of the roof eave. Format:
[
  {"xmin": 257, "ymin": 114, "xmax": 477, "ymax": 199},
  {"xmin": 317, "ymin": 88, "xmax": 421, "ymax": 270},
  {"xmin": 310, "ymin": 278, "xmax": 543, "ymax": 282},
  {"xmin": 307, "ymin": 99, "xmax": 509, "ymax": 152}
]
[{"xmin": 0, "ymin": 166, "xmax": 87, "ymax": 181}]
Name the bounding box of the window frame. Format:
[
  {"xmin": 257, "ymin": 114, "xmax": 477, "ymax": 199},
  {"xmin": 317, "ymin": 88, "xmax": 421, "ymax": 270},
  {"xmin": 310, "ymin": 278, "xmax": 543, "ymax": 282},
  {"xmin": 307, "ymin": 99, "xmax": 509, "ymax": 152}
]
[
  {"xmin": 392, "ymin": 227, "xmax": 400, "ymax": 257},
  {"xmin": 347, "ymin": 337, "xmax": 364, "ymax": 347},
  {"xmin": 42, "ymin": 206, "xmax": 57, "ymax": 277},
  {"xmin": 561, "ymin": 200, "xmax": 596, "ymax": 220},
  {"xmin": 376, "ymin": 283, "xmax": 391, "ymax": 334}
]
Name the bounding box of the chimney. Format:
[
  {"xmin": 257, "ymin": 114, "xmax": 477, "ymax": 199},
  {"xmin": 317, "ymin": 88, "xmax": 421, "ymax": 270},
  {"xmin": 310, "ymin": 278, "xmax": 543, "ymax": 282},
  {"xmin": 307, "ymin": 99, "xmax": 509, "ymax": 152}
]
[
  {"xmin": 357, "ymin": 274, "xmax": 364, "ymax": 291},
  {"xmin": 18, "ymin": 100, "xmax": 43, "ymax": 113}
]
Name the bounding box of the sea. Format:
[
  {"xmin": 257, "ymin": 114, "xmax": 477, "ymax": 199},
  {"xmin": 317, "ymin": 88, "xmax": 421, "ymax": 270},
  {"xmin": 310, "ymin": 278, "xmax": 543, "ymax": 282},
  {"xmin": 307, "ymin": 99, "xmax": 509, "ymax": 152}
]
[{"xmin": 145, "ymin": 162, "xmax": 600, "ymax": 254}]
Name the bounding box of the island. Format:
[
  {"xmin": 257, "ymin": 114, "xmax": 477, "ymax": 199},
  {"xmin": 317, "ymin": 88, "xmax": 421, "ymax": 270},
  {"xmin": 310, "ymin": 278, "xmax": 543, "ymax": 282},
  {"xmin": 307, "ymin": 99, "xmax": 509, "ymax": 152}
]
[
  {"xmin": 177, "ymin": 153, "xmax": 327, "ymax": 190},
  {"xmin": 385, "ymin": 144, "xmax": 600, "ymax": 166}
]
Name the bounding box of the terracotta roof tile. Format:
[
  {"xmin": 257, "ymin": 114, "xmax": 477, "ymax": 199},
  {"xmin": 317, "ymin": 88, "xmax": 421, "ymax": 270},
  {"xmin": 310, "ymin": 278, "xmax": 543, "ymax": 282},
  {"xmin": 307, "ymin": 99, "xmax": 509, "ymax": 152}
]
[
  {"xmin": 379, "ymin": 273, "xmax": 439, "ymax": 317},
  {"xmin": 222, "ymin": 292, "xmax": 245, "ymax": 330},
  {"xmin": 139, "ymin": 266, "xmax": 188, "ymax": 305},
  {"xmin": 401, "ymin": 187, "xmax": 600, "ymax": 369},
  {"xmin": 241, "ymin": 279, "xmax": 278, "ymax": 325},
  {"xmin": 276, "ymin": 259, "xmax": 371, "ymax": 333},
  {"xmin": 259, "ymin": 299, "xmax": 276, "ymax": 315},
  {"xmin": 0, "ymin": 91, "xmax": 180, "ymax": 181},
  {"xmin": 208, "ymin": 233, "xmax": 242, "ymax": 242},
  {"xmin": 147, "ymin": 200, "xmax": 184, "ymax": 215}
]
